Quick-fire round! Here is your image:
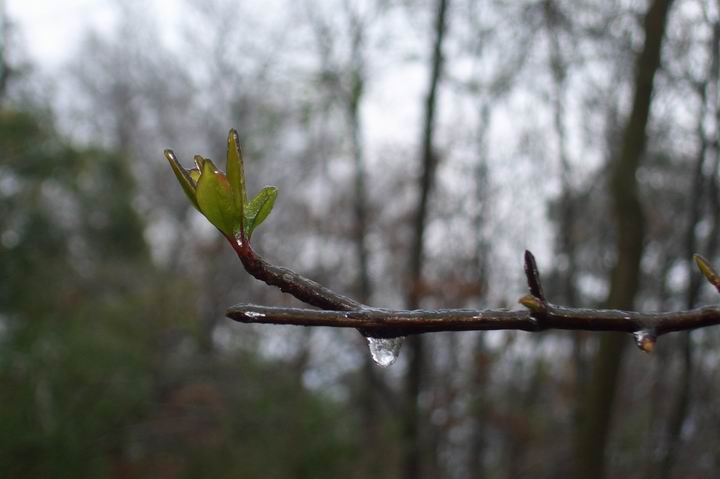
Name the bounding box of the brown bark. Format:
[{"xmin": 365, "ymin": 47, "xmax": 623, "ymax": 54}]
[
  {"xmin": 575, "ymin": 0, "xmax": 674, "ymax": 477},
  {"xmin": 227, "ymin": 287, "xmax": 720, "ymax": 336},
  {"xmin": 228, "ymin": 221, "xmax": 720, "ymax": 341},
  {"xmin": 403, "ymin": 0, "xmax": 450, "ymax": 478}
]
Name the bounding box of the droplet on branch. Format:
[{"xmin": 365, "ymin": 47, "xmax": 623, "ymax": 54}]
[
  {"xmin": 633, "ymin": 330, "xmax": 656, "ymax": 353},
  {"xmin": 366, "ymin": 337, "xmax": 404, "ymax": 367}
]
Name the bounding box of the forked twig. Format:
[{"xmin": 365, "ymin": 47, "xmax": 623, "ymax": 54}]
[{"xmin": 226, "ymin": 247, "xmax": 720, "ymax": 351}]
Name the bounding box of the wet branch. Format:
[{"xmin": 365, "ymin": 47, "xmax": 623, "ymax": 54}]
[
  {"xmin": 229, "ymin": 240, "xmax": 362, "ymax": 311},
  {"xmin": 226, "ymin": 245, "xmax": 720, "ymax": 351},
  {"xmin": 226, "ymin": 303, "xmax": 720, "ymax": 338}
]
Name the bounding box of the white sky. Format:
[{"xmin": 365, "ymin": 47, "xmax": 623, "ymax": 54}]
[
  {"xmin": 6, "ymin": 0, "xmax": 423, "ymax": 144},
  {"xmin": 8, "ymin": 0, "xmax": 114, "ymax": 67},
  {"xmin": 7, "ymin": 0, "xmax": 185, "ymax": 68}
]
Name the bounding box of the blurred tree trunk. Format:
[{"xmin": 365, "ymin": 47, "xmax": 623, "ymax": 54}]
[
  {"xmin": 343, "ymin": 11, "xmax": 385, "ymax": 477},
  {"xmin": 655, "ymin": 14, "xmax": 720, "ymax": 478},
  {"xmin": 403, "ymin": 0, "xmax": 449, "ymax": 478},
  {"xmin": 658, "ymin": 14, "xmax": 720, "ymax": 477},
  {"xmin": 574, "ymin": 0, "xmax": 674, "ymax": 477},
  {"xmin": 542, "ymin": 0, "xmax": 588, "ymax": 433},
  {"xmin": 467, "ymin": 334, "xmax": 488, "ymax": 478},
  {"xmin": 544, "ymin": 0, "xmax": 576, "ymax": 306},
  {"xmin": 643, "ymin": 251, "xmax": 672, "ymax": 477},
  {"xmin": 466, "ymin": 102, "xmax": 491, "ymax": 479},
  {"xmin": 346, "ymin": 23, "xmax": 372, "ymax": 308},
  {"xmin": 307, "ymin": 4, "xmax": 386, "ymax": 474}
]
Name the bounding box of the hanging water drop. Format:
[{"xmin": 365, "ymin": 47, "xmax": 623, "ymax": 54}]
[
  {"xmin": 367, "ymin": 337, "xmax": 404, "ymax": 367},
  {"xmin": 633, "ymin": 330, "xmax": 656, "ymax": 353}
]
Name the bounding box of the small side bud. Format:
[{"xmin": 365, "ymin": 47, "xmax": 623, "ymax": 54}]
[
  {"xmin": 633, "ymin": 330, "xmax": 656, "ymax": 354},
  {"xmin": 519, "ymin": 294, "xmax": 545, "ymax": 313},
  {"xmin": 694, "ymin": 254, "xmax": 720, "ymax": 293}
]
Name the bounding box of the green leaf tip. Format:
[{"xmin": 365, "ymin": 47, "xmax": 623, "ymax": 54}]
[
  {"xmin": 164, "ymin": 149, "xmax": 200, "ymax": 210},
  {"xmin": 226, "ymin": 129, "xmax": 247, "ymax": 230},
  {"xmin": 163, "ymin": 129, "xmax": 279, "ymax": 243}
]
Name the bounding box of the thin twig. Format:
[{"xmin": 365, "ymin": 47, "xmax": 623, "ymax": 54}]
[
  {"xmin": 225, "ymin": 244, "xmax": 720, "ymax": 350},
  {"xmin": 229, "ymin": 240, "xmax": 362, "ymax": 311},
  {"xmin": 226, "ymin": 304, "xmax": 720, "ymax": 338}
]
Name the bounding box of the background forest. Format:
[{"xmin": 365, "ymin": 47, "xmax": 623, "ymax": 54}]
[{"xmin": 1, "ymin": 0, "xmax": 719, "ymax": 477}]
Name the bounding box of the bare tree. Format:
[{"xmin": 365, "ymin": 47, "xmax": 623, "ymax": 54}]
[
  {"xmin": 306, "ymin": 1, "xmax": 391, "ymax": 474},
  {"xmin": 403, "ymin": 0, "xmax": 450, "ymax": 477},
  {"xmin": 655, "ymin": 5, "xmax": 720, "ymax": 477},
  {"xmin": 575, "ymin": 0, "xmax": 675, "ymax": 477}
]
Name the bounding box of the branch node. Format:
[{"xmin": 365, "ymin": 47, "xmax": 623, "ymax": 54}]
[
  {"xmin": 694, "ymin": 254, "xmax": 720, "ymax": 294},
  {"xmin": 633, "ymin": 329, "xmax": 657, "ymax": 354},
  {"xmin": 519, "ymin": 294, "xmax": 546, "ymax": 314}
]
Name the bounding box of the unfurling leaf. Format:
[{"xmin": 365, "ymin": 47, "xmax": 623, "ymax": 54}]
[
  {"xmin": 226, "ymin": 129, "xmax": 247, "ymax": 231},
  {"xmin": 244, "ymin": 186, "xmax": 278, "ymax": 239},
  {"xmin": 164, "ymin": 129, "xmax": 279, "ymax": 243},
  {"xmin": 196, "ymin": 158, "xmax": 238, "ymax": 238}
]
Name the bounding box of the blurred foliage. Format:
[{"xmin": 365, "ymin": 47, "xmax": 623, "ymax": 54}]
[
  {"xmin": 0, "ymin": 108, "xmax": 156, "ymax": 476},
  {"xmin": 0, "ymin": 107, "xmax": 377, "ymax": 478}
]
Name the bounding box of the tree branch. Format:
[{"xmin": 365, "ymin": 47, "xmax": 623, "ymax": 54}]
[
  {"xmin": 226, "ymin": 244, "xmax": 720, "ymax": 351},
  {"xmin": 229, "ymin": 240, "xmax": 362, "ymax": 311},
  {"xmin": 226, "ymin": 303, "xmax": 720, "ymax": 338}
]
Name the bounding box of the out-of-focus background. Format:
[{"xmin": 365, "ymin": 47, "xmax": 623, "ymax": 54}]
[{"xmin": 1, "ymin": 0, "xmax": 719, "ymax": 477}]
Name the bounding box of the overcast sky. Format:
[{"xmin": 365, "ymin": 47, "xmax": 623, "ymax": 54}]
[
  {"xmin": 7, "ymin": 0, "xmax": 186, "ymax": 68},
  {"xmin": 5, "ymin": 0, "xmax": 557, "ymax": 295},
  {"xmin": 8, "ymin": 1, "xmax": 113, "ymax": 67}
]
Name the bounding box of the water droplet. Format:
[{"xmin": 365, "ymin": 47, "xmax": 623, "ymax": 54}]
[
  {"xmin": 633, "ymin": 330, "xmax": 656, "ymax": 353},
  {"xmin": 367, "ymin": 337, "xmax": 404, "ymax": 367}
]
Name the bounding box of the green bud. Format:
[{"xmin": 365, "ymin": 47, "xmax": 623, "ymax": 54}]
[{"xmin": 164, "ymin": 129, "xmax": 279, "ymax": 242}]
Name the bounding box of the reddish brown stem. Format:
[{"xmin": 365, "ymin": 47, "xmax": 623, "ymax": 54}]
[{"xmin": 228, "ymin": 238, "xmax": 362, "ymax": 312}]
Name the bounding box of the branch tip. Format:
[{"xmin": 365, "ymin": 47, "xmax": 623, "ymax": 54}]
[
  {"xmin": 694, "ymin": 254, "xmax": 720, "ymax": 293},
  {"xmin": 523, "ymin": 250, "xmax": 546, "ymax": 301}
]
